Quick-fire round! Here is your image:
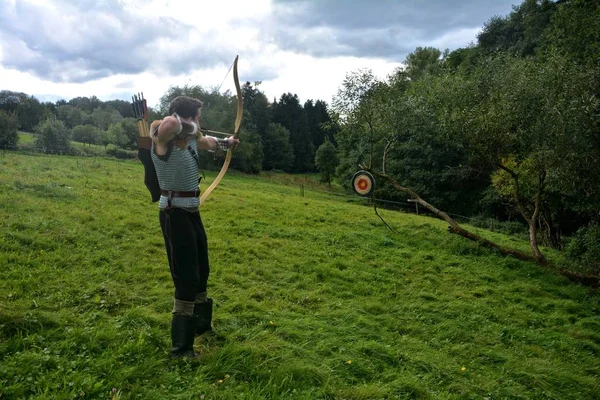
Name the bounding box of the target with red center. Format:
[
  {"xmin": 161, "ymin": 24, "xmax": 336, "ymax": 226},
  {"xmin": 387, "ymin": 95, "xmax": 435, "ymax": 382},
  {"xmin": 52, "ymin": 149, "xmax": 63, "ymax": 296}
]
[{"xmin": 352, "ymin": 171, "xmax": 375, "ymax": 197}]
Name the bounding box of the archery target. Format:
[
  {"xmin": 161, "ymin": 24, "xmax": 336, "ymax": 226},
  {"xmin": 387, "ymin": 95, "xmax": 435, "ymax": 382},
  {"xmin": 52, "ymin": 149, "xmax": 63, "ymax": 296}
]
[{"xmin": 352, "ymin": 171, "xmax": 375, "ymax": 197}]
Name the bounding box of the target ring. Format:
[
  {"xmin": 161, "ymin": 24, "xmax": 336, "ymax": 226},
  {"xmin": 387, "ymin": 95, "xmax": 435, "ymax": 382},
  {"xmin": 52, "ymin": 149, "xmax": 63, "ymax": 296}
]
[{"xmin": 352, "ymin": 170, "xmax": 375, "ymax": 197}]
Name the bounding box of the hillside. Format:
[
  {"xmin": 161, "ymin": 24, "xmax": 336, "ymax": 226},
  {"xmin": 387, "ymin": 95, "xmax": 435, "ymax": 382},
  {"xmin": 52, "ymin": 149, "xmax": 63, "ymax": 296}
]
[{"xmin": 0, "ymin": 152, "xmax": 598, "ymax": 399}]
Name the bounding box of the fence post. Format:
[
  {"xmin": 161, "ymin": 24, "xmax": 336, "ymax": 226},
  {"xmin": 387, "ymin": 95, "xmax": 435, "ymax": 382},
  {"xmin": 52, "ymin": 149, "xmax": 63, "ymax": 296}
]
[{"xmin": 407, "ymin": 199, "xmax": 419, "ymax": 215}]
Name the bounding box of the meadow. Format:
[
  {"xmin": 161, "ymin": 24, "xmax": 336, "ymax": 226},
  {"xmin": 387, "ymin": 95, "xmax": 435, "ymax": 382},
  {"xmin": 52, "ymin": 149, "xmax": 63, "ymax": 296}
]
[{"xmin": 0, "ymin": 151, "xmax": 598, "ymax": 399}]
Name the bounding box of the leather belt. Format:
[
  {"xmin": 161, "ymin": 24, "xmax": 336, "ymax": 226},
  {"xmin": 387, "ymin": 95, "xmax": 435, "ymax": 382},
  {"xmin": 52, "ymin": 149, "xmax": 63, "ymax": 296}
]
[{"xmin": 160, "ymin": 189, "xmax": 200, "ymax": 198}]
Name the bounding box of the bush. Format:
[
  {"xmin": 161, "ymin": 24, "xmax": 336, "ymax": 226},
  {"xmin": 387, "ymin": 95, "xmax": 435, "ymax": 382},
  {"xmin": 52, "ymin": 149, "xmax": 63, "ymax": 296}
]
[
  {"xmin": 35, "ymin": 118, "xmax": 71, "ymax": 152},
  {"xmin": 565, "ymin": 224, "xmax": 600, "ymax": 274},
  {"xmin": 106, "ymin": 147, "xmax": 137, "ymax": 159},
  {"xmin": 0, "ymin": 110, "xmax": 18, "ymax": 149}
]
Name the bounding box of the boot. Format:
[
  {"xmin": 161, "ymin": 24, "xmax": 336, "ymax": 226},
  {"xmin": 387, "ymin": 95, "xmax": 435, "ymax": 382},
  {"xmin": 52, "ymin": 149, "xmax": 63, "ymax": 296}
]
[
  {"xmin": 193, "ymin": 298, "xmax": 214, "ymax": 336},
  {"xmin": 170, "ymin": 314, "xmax": 199, "ymax": 359}
]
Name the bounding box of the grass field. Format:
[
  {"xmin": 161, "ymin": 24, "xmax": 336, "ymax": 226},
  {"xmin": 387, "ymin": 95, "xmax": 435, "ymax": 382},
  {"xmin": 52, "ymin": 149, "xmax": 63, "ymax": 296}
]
[{"xmin": 0, "ymin": 151, "xmax": 599, "ymax": 399}]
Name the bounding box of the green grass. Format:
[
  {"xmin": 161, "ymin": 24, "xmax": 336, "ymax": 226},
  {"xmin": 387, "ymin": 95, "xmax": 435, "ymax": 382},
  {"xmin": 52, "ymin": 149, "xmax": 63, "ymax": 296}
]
[
  {"xmin": 0, "ymin": 152, "xmax": 599, "ymax": 400},
  {"xmin": 17, "ymin": 132, "xmax": 127, "ymax": 157},
  {"xmin": 17, "ymin": 132, "xmax": 36, "ymax": 146}
]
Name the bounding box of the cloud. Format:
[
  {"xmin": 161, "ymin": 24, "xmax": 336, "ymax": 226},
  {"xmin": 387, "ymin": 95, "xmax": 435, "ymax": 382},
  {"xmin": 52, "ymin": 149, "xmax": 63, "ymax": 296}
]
[
  {"xmin": 268, "ymin": 0, "xmax": 518, "ymax": 61},
  {"xmin": 0, "ymin": 0, "xmax": 520, "ymax": 106},
  {"xmin": 0, "ymin": 0, "xmax": 238, "ymax": 83}
]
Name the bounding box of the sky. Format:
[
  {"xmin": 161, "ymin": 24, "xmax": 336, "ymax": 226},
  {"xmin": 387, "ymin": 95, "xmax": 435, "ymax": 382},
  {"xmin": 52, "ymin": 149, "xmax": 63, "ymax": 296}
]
[{"xmin": 0, "ymin": 0, "xmax": 519, "ymax": 109}]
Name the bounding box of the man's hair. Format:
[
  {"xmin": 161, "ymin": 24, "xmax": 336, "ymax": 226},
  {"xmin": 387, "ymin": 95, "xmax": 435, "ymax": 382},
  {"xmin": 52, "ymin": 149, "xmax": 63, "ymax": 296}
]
[{"xmin": 168, "ymin": 96, "xmax": 204, "ymax": 119}]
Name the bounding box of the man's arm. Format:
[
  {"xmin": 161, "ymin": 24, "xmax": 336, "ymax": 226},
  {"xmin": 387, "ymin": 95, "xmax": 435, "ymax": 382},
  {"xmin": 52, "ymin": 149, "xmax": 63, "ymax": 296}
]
[{"xmin": 197, "ymin": 135, "xmax": 239, "ymax": 151}]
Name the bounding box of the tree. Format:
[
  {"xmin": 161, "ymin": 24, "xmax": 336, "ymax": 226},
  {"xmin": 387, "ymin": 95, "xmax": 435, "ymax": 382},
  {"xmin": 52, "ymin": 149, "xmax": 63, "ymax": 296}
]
[
  {"xmin": 71, "ymin": 124, "xmax": 99, "ymax": 146},
  {"xmin": 477, "ymin": 0, "xmax": 557, "ymax": 57},
  {"xmin": 231, "ymin": 129, "xmax": 263, "ymax": 174},
  {"xmin": 0, "ymin": 91, "xmax": 45, "ymax": 132},
  {"xmin": 0, "ymin": 110, "xmax": 18, "ymax": 149},
  {"xmin": 57, "ymin": 105, "xmax": 88, "ymax": 129},
  {"xmin": 262, "ymin": 123, "xmax": 294, "ymax": 171},
  {"xmin": 242, "ymin": 82, "xmax": 271, "ymax": 136},
  {"xmin": 315, "ymin": 139, "xmax": 339, "ymax": 186},
  {"xmin": 333, "ymin": 69, "xmax": 396, "ymax": 189},
  {"xmin": 272, "ymin": 93, "xmax": 313, "ymax": 172},
  {"xmin": 67, "ymin": 96, "xmax": 101, "ymax": 113},
  {"xmin": 404, "ymin": 47, "xmax": 443, "ymax": 81},
  {"xmin": 99, "ymin": 129, "xmax": 114, "ymax": 150},
  {"xmin": 305, "ymin": 99, "xmax": 336, "ymax": 149},
  {"xmin": 104, "ymin": 99, "xmax": 135, "ymax": 118},
  {"xmin": 106, "ymin": 122, "xmax": 129, "ymax": 148},
  {"xmin": 120, "ymin": 118, "xmax": 139, "ymax": 149},
  {"xmin": 547, "ymin": 0, "xmax": 600, "ymax": 67},
  {"xmin": 91, "ymin": 107, "xmax": 123, "ymax": 131},
  {"xmin": 35, "ymin": 118, "xmax": 71, "ymax": 152},
  {"xmin": 448, "ymin": 53, "xmax": 599, "ymax": 261}
]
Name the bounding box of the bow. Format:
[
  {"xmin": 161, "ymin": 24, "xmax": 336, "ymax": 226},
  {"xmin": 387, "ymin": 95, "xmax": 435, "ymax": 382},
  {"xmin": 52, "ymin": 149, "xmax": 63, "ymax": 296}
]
[{"xmin": 200, "ymin": 55, "xmax": 243, "ymax": 204}]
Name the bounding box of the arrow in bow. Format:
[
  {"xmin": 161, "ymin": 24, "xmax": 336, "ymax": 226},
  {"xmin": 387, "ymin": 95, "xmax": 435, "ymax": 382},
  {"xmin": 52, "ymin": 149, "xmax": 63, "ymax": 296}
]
[{"xmin": 200, "ymin": 55, "xmax": 243, "ymax": 205}]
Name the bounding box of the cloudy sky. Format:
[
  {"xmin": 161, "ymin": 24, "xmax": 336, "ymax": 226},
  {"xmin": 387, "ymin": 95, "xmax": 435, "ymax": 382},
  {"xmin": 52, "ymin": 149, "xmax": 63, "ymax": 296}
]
[{"xmin": 0, "ymin": 0, "xmax": 519, "ymax": 109}]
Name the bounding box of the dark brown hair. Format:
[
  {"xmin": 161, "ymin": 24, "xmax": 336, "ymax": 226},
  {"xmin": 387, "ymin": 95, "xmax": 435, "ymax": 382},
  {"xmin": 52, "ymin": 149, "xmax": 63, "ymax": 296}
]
[{"xmin": 168, "ymin": 96, "xmax": 204, "ymax": 119}]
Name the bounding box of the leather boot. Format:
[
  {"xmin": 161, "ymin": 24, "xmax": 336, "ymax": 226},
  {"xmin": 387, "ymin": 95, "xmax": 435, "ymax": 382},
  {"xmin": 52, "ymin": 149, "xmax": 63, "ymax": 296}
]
[
  {"xmin": 170, "ymin": 315, "xmax": 199, "ymax": 359},
  {"xmin": 193, "ymin": 298, "xmax": 213, "ymax": 336}
]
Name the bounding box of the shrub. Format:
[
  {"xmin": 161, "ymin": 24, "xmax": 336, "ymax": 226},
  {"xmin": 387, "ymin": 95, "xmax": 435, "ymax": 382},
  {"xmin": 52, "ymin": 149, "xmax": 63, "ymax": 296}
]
[
  {"xmin": 0, "ymin": 110, "xmax": 18, "ymax": 149},
  {"xmin": 106, "ymin": 147, "xmax": 137, "ymax": 159},
  {"xmin": 565, "ymin": 224, "xmax": 600, "ymax": 274}
]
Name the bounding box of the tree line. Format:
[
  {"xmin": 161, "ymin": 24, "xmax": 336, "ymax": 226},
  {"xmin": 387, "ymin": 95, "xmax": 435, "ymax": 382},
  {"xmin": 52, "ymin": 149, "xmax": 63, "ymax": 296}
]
[{"xmin": 0, "ymin": 83, "xmax": 340, "ymax": 176}]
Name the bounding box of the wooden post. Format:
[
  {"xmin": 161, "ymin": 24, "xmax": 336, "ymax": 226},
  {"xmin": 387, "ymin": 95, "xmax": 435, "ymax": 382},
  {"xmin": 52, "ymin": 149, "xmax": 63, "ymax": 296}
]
[
  {"xmin": 407, "ymin": 199, "xmax": 419, "ymax": 215},
  {"xmin": 490, "ymin": 218, "xmax": 494, "ymax": 232}
]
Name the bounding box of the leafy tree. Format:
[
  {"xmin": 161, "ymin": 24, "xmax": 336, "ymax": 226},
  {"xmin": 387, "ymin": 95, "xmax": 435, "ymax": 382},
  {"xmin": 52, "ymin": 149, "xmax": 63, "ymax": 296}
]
[
  {"xmin": 104, "ymin": 99, "xmax": 135, "ymax": 118},
  {"xmin": 91, "ymin": 107, "xmax": 123, "ymax": 131},
  {"xmin": 120, "ymin": 118, "xmax": 139, "ymax": 149},
  {"xmin": 106, "ymin": 122, "xmax": 129, "ymax": 148},
  {"xmin": 231, "ymin": 129, "xmax": 263, "ymax": 174},
  {"xmin": 332, "ymin": 69, "xmax": 376, "ymax": 159},
  {"xmin": 0, "ymin": 91, "xmax": 21, "ymax": 114},
  {"xmin": 315, "ymin": 139, "xmax": 339, "ymax": 186},
  {"xmin": 67, "ymin": 96, "xmax": 101, "ymax": 113},
  {"xmin": 0, "ymin": 110, "xmax": 18, "ymax": 149},
  {"xmin": 333, "ymin": 69, "xmax": 393, "ymax": 188},
  {"xmin": 404, "ymin": 47, "xmax": 443, "ymax": 81},
  {"xmin": 304, "ymin": 99, "xmax": 336, "ymax": 149},
  {"xmin": 0, "ymin": 91, "xmax": 45, "ymax": 132},
  {"xmin": 443, "ymin": 46, "xmax": 481, "ymax": 73},
  {"xmin": 477, "ymin": 0, "xmax": 557, "ymax": 56},
  {"xmin": 450, "ymin": 53, "xmax": 599, "ymax": 260},
  {"xmin": 35, "ymin": 118, "xmax": 71, "ymax": 152},
  {"xmin": 99, "ymin": 129, "xmax": 114, "ymax": 150},
  {"xmin": 57, "ymin": 105, "xmax": 88, "ymax": 129},
  {"xmin": 547, "ymin": 0, "xmax": 600, "ymax": 67},
  {"xmin": 16, "ymin": 95, "xmax": 44, "ymax": 131},
  {"xmin": 71, "ymin": 124, "xmax": 99, "ymax": 146},
  {"xmin": 272, "ymin": 93, "xmax": 313, "ymax": 172},
  {"xmin": 262, "ymin": 123, "xmax": 294, "ymax": 172},
  {"xmin": 242, "ymin": 82, "xmax": 271, "ymax": 136}
]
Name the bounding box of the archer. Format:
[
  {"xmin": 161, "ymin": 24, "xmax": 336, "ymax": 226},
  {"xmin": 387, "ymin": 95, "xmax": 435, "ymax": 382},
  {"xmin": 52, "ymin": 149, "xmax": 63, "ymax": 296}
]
[{"xmin": 151, "ymin": 96, "xmax": 239, "ymax": 359}]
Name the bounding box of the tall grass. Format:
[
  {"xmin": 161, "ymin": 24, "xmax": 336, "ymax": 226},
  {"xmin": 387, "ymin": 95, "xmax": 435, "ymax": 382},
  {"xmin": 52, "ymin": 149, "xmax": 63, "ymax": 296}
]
[{"xmin": 0, "ymin": 152, "xmax": 598, "ymax": 399}]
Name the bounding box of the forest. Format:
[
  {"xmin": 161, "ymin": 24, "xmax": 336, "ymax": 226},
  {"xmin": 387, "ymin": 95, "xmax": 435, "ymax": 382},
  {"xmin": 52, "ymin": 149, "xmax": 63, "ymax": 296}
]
[{"xmin": 1, "ymin": 0, "xmax": 598, "ymax": 277}]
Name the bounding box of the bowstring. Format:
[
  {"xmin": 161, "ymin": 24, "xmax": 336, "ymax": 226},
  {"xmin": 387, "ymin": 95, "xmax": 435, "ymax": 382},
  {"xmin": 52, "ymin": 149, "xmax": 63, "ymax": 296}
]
[{"xmin": 215, "ymin": 58, "xmax": 235, "ymax": 93}]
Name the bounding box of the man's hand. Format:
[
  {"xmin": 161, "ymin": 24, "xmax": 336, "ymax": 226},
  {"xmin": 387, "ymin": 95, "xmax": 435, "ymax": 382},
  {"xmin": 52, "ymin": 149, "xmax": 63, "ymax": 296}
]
[{"xmin": 226, "ymin": 136, "xmax": 240, "ymax": 150}]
